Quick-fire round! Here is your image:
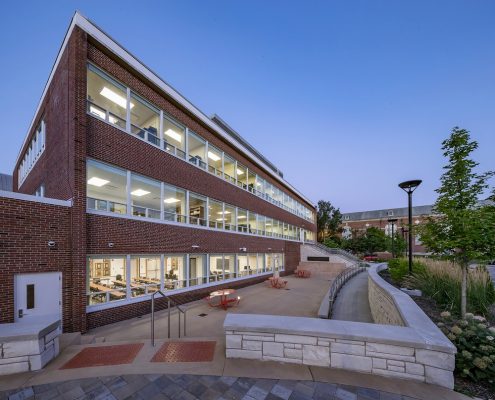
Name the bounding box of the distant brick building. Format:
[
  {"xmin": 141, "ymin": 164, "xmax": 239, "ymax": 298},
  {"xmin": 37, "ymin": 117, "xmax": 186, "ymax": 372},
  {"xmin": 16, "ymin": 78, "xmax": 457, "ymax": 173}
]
[
  {"xmin": 341, "ymin": 205, "xmax": 433, "ymax": 254},
  {"xmin": 1, "ymin": 12, "xmax": 316, "ymax": 332}
]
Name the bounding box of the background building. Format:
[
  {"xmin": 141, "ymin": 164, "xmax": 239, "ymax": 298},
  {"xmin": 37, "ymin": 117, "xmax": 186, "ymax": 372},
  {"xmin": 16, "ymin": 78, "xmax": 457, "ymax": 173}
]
[{"xmin": 0, "ymin": 12, "xmax": 316, "ymax": 332}]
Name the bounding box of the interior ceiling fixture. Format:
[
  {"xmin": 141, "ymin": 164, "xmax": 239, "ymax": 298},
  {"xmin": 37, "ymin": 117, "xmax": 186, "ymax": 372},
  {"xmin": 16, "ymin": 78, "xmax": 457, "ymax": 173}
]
[
  {"xmin": 100, "ymin": 87, "xmax": 134, "ymax": 109},
  {"xmin": 164, "ymin": 197, "xmax": 180, "ymax": 203},
  {"xmin": 207, "ymin": 151, "xmax": 221, "ymax": 162},
  {"xmin": 217, "ymin": 211, "xmax": 231, "ymax": 214},
  {"xmin": 131, "ymin": 189, "xmax": 150, "ymax": 196},
  {"xmin": 236, "ymin": 169, "xmax": 244, "ymax": 175},
  {"xmin": 87, "ymin": 177, "xmax": 109, "ymax": 187},
  {"xmin": 164, "ymin": 128, "xmax": 182, "ymax": 143}
]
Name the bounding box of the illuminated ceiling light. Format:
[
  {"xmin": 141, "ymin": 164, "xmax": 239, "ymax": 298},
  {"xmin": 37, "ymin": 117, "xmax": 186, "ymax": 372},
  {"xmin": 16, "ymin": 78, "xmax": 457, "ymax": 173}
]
[
  {"xmin": 87, "ymin": 177, "xmax": 109, "ymax": 187},
  {"xmin": 216, "ymin": 218, "xmax": 225, "ymax": 221},
  {"xmin": 217, "ymin": 211, "xmax": 231, "ymax": 215},
  {"xmin": 256, "ymin": 182, "xmax": 261, "ymax": 186},
  {"xmin": 207, "ymin": 151, "xmax": 221, "ymax": 162},
  {"xmin": 131, "ymin": 189, "xmax": 150, "ymax": 197},
  {"xmin": 164, "ymin": 128, "xmax": 182, "ymax": 143},
  {"xmin": 90, "ymin": 106, "xmax": 106, "ymax": 119},
  {"xmin": 100, "ymin": 87, "xmax": 134, "ymax": 109},
  {"xmin": 237, "ymin": 216, "xmax": 246, "ymax": 219},
  {"xmin": 236, "ymin": 169, "xmax": 244, "ymax": 175},
  {"xmin": 164, "ymin": 197, "xmax": 181, "ymax": 203}
]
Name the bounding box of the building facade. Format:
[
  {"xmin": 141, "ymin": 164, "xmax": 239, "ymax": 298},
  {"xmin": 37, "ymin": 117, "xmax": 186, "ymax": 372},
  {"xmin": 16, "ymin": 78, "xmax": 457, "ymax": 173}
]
[
  {"xmin": 341, "ymin": 205, "xmax": 433, "ymax": 254},
  {"xmin": 1, "ymin": 13, "xmax": 316, "ymax": 332}
]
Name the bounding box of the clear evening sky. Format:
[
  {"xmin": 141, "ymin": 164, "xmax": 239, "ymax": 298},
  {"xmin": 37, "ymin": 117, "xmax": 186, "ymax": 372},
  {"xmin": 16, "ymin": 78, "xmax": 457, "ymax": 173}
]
[{"xmin": 0, "ymin": 1, "xmax": 493, "ymax": 212}]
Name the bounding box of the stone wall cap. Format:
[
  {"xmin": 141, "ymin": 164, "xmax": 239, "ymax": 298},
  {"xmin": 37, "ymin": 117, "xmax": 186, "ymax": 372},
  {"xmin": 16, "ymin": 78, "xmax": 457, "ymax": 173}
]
[
  {"xmin": 0, "ymin": 318, "xmax": 60, "ymax": 342},
  {"xmin": 224, "ymin": 314, "xmax": 455, "ymax": 353}
]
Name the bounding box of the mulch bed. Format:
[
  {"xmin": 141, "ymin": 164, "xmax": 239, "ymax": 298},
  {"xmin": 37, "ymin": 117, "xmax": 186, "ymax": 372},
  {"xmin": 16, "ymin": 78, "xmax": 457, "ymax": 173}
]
[{"xmin": 378, "ymin": 269, "xmax": 495, "ymax": 400}]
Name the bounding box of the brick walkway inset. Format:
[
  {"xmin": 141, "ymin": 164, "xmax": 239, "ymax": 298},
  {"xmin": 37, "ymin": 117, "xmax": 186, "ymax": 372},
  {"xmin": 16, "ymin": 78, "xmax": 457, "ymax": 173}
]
[
  {"xmin": 60, "ymin": 343, "xmax": 144, "ymax": 369},
  {"xmin": 151, "ymin": 341, "xmax": 216, "ymax": 363}
]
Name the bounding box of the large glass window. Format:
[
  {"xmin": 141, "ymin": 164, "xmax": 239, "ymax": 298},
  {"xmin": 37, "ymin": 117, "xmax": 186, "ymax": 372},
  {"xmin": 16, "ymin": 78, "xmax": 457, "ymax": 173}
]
[
  {"xmin": 208, "ymin": 200, "xmax": 224, "ymax": 229},
  {"xmin": 248, "ymin": 254, "xmax": 258, "ymax": 275},
  {"xmin": 163, "ymin": 115, "xmax": 186, "ymax": 158},
  {"xmin": 248, "ymin": 212, "xmax": 258, "ymax": 234},
  {"xmin": 189, "ymin": 254, "xmax": 206, "ymax": 286},
  {"xmin": 130, "ymin": 93, "xmax": 160, "ymax": 146},
  {"xmin": 236, "ymin": 163, "xmax": 247, "ymax": 190},
  {"xmin": 130, "ymin": 256, "xmax": 160, "ymax": 297},
  {"xmin": 237, "ymin": 254, "xmax": 257, "ymax": 276},
  {"xmin": 163, "ymin": 184, "xmax": 186, "ymax": 223},
  {"xmin": 237, "ymin": 208, "xmax": 248, "ymax": 233},
  {"xmin": 257, "ymin": 254, "xmax": 265, "ymax": 273},
  {"xmin": 87, "ymin": 65, "xmax": 127, "ymax": 129},
  {"xmin": 224, "ymin": 254, "xmax": 236, "ymax": 279},
  {"xmin": 188, "ymin": 131, "xmax": 206, "ymax": 169},
  {"xmin": 265, "ymin": 218, "xmax": 273, "ymax": 236},
  {"xmin": 274, "ymin": 253, "xmax": 284, "ymax": 271},
  {"xmin": 209, "ymin": 255, "xmax": 224, "ymax": 282},
  {"xmin": 87, "ymin": 160, "xmax": 127, "ymax": 214},
  {"xmin": 258, "ymin": 215, "xmax": 266, "ymax": 235},
  {"xmin": 164, "ymin": 255, "xmax": 186, "ymax": 290},
  {"xmin": 87, "ymin": 257, "xmax": 127, "ymax": 305},
  {"xmin": 265, "ymin": 254, "xmax": 274, "ymax": 272},
  {"xmin": 189, "ymin": 193, "xmax": 207, "ymax": 226},
  {"xmin": 247, "ymin": 170, "xmax": 257, "ymax": 193},
  {"xmin": 130, "ymin": 173, "xmax": 161, "ymax": 219},
  {"xmin": 224, "ymin": 154, "xmax": 236, "ymax": 184},
  {"xmin": 255, "ymin": 176, "xmax": 265, "ymax": 196},
  {"xmin": 224, "ymin": 204, "xmax": 236, "ymax": 231},
  {"xmin": 207, "ymin": 145, "xmax": 223, "ymax": 177}
]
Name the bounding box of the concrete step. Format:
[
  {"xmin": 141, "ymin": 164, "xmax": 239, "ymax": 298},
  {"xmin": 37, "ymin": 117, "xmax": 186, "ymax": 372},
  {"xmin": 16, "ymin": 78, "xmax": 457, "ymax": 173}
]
[
  {"xmin": 95, "ymin": 337, "xmax": 106, "ymax": 343},
  {"xmin": 59, "ymin": 332, "xmax": 81, "ymax": 350},
  {"xmin": 80, "ymin": 334, "xmax": 96, "ymax": 345}
]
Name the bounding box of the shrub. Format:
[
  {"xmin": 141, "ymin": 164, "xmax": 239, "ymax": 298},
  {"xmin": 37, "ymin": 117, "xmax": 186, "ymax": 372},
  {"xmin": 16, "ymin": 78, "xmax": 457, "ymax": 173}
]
[
  {"xmin": 387, "ymin": 258, "xmax": 425, "ymax": 285},
  {"xmin": 439, "ymin": 313, "xmax": 495, "ymax": 387},
  {"xmin": 406, "ymin": 259, "xmax": 495, "ymax": 317}
]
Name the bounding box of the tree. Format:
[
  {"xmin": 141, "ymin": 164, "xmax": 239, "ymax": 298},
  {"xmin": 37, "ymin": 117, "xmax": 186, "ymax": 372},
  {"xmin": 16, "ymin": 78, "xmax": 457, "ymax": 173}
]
[
  {"xmin": 387, "ymin": 232, "xmax": 407, "ymax": 257},
  {"xmin": 362, "ymin": 227, "xmax": 388, "ymax": 254},
  {"xmin": 316, "ymin": 200, "xmax": 342, "ymax": 242},
  {"xmin": 418, "ymin": 127, "xmax": 495, "ymax": 318}
]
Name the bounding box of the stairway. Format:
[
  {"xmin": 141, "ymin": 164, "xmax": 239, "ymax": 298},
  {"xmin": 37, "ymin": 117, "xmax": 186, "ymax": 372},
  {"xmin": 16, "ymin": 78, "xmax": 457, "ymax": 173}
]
[{"xmin": 301, "ymin": 242, "xmax": 360, "ymax": 266}]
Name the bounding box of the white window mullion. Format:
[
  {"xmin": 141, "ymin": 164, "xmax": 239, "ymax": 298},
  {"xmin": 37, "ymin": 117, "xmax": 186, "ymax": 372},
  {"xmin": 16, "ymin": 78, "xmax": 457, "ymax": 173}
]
[
  {"xmin": 206, "ymin": 197, "xmax": 210, "ymax": 228},
  {"xmin": 160, "ymin": 254, "xmax": 165, "ymax": 292},
  {"xmin": 186, "ymin": 255, "xmax": 190, "ymax": 287},
  {"xmin": 186, "ymin": 191, "xmax": 190, "ymax": 224},
  {"xmin": 185, "ymin": 127, "xmax": 189, "ymax": 158},
  {"xmin": 159, "ymin": 110, "xmax": 164, "ymax": 150},
  {"xmin": 160, "ymin": 182, "xmax": 164, "ymax": 220},
  {"xmin": 221, "ymin": 152, "xmax": 225, "ymax": 178},
  {"xmin": 126, "ymin": 88, "xmax": 131, "ymax": 132},
  {"xmin": 126, "ymin": 255, "xmax": 131, "ymax": 300}
]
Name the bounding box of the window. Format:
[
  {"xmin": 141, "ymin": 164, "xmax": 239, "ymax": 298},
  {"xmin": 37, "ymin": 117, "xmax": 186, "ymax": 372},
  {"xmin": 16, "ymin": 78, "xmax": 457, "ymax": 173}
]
[
  {"xmin": 208, "ymin": 199, "xmax": 224, "ymax": 229},
  {"xmin": 265, "ymin": 218, "xmax": 273, "ymax": 236},
  {"xmin": 130, "ymin": 256, "xmax": 160, "ymax": 297},
  {"xmin": 130, "ymin": 92, "xmax": 160, "ymax": 147},
  {"xmin": 387, "ymin": 211, "xmax": 394, "ymax": 216},
  {"xmin": 130, "ymin": 173, "xmax": 161, "ymax": 219},
  {"xmin": 207, "ymin": 145, "xmax": 223, "ymax": 176},
  {"xmin": 237, "ymin": 254, "xmax": 251, "ymax": 277},
  {"xmin": 163, "ymin": 184, "xmax": 186, "ymax": 222},
  {"xmin": 223, "ymin": 154, "xmax": 236, "ymax": 184},
  {"xmin": 18, "ymin": 120, "xmax": 46, "ymax": 185},
  {"xmin": 188, "ymin": 131, "xmax": 206, "ymax": 169},
  {"xmin": 189, "ymin": 254, "xmax": 206, "ymax": 286},
  {"xmin": 165, "ymin": 255, "xmax": 186, "ymax": 290},
  {"xmin": 258, "ymin": 215, "xmax": 266, "ymax": 235},
  {"xmin": 265, "ymin": 254, "xmax": 273, "ymax": 272},
  {"xmin": 248, "ymin": 212, "xmax": 258, "ymax": 234},
  {"xmin": 257, "ymin": 254, "xmax": 265, "ymax": 273},
  {"xmin": 87, "ymin": 160, "xmax": 127, "ymax": 214},
  {"xmin": 236, "ymin": 163, "xmax": 247, "ymax": 189},
  {"xmin": 163, "ymin": 116, "xmax": 186, "ymax": 158},
  {"xmin": 224, "ymin": 254, "xmax": 236, "ymax": 279},
  {"xmin": 189, "ymin": 193, "xmax": 207, "ymax": 226},
  {"xmin": 344, "ymin": 215, "xmax": 350, "ymax": 221},
  {"xmin": 274, "ymin": 253, "xmax": 284, "ymax": 271},
  {"xmin": 255, "ymin": 176, "xmax": 265, "ymax": 196},
  {"xmin": 224, "ymin": 204, "xmax": 236, "ymax": 231},
  {"xmin": 34, "ymin": 184, "xmax": 45, "ymax": 197},
  {"xmin": 209, "ymin": 255, "xmax": 224, "ymax": 282},
  {"xmin": 247, "ymin": 170, "xmax": 256, "ymax": 193},
  {"xmin": 87, "ymin": 257, "xmax": 127, "ymax": 305},
  {"xmin": 87, "ymin": 64, "xmax": 127, "ymax": 129},
  {"xmin": 237, "ymin": 208, "xmax": 248, "ymax": 233}
]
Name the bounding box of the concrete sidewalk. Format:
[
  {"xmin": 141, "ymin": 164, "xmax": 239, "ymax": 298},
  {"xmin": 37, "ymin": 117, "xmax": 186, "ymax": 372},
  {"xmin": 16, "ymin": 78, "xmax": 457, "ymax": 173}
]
[{"xmin": 331, "ymin": 272, "xmax": 373, "ymax": 323}]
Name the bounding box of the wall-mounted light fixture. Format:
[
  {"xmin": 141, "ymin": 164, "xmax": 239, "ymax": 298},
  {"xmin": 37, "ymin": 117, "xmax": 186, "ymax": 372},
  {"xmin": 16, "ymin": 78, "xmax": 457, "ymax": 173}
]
[
  {"xmin": 108, "ymin": 242, "xmax": 114, "ymax": 248},
  {"xmin": 48, "ymin": 240, "xmax": 56, "ymax": 248},
  {"xmin": 192, "ymin": 245, "xmax": 200, "ymax": 249},
  {"xmin": 239, "ymin": 247, "xmax": 247, "ymax": 252}
]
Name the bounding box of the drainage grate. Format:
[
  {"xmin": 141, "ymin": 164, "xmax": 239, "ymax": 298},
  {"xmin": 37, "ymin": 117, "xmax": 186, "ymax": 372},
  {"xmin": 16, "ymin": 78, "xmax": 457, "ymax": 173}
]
[{"xmin": 198, "ymin": 313, "xmax": 208, "ymax": 317}]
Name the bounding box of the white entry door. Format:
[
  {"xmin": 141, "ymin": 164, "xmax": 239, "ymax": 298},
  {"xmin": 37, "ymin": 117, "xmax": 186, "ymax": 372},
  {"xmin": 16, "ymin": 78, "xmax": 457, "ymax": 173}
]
[{"xmin": 15, "ymin": 272, "xmax": 62, "ymax": 323}]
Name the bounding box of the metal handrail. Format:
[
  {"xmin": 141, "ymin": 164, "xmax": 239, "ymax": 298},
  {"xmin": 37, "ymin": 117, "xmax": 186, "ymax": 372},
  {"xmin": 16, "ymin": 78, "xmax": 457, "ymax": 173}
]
[
  {"xmin": 313, "ymin": 242, "xmax": 361, "ymax": 263},
  {"xmin": 151, "ymin": 290, "xmax": 186, "ymax": 346},
  {"xmin": 327, "ymin": 262, "xmax": 368, "ymax": 318}
]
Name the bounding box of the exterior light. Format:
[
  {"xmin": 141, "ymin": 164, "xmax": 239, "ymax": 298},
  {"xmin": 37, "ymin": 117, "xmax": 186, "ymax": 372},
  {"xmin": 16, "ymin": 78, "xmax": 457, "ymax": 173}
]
[
  {"xmin": 191, "ymin": 245, "xmax": 199, "ymax": 249},
  {"xmin": 108, "ymin": 242, "xmax": 114, "ymax": 248},
  {"xmin": 398, "ymin": 179, "xmax": 422, "ymax": 274},
  {"xmin": 387, "ymin": 218, "xmax": 398, "ymax": 258},
  {"xmin": 48, "ymin": 241, "xmax": 56, "ymax": 247}
]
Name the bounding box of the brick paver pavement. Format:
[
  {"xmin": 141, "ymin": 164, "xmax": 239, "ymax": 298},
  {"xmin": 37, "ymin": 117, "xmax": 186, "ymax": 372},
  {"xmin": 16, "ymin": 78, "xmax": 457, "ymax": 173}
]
[{"xmin": 0, "ymin": 373, "xmax": 418, "ymax": 400}]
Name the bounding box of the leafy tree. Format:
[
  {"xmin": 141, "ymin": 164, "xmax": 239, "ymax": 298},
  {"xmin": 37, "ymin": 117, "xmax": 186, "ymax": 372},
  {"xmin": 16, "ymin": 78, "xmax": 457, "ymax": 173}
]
[
  {"xmin": 362, "ymin": 227, "xmax": 388, "ymax": 254},
  {"xmin": 316, "ymin": 200, "xmax": 342, "ymax": 242},
  {"xmin": 418, "ymin": 127, "xmax": 495, "ymax": 318},
  {"xmin": 387, "ymin": 232, "xmax": 407, "ymax": 257}
]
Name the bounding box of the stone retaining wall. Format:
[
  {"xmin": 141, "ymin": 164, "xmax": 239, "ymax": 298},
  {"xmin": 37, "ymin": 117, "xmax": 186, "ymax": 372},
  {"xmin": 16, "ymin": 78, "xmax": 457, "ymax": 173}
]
[
  {"xmin": 0, "ymin": 320, "xmax": 60, "ymax": 375},
  {"xmin": 368, "ymin": 275, "xmax": 405, "ymax": 326},
  {"xmin": 224, "ymin": 264, "xmax": 457, "ymax": 389}
]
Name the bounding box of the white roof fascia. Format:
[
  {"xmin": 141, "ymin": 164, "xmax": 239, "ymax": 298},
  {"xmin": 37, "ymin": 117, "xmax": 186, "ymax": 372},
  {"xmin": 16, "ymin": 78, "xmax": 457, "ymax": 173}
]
[{"xmin": 15, "ymin": 11, "xmax": 315, "ymax": 209}]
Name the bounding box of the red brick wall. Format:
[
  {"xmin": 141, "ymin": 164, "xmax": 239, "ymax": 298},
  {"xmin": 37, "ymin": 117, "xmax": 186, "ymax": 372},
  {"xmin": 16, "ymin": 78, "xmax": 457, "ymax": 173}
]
[
  {"xmin": 87, "ymin": 42, "xmax": 315, "ymax": 213},
  {"xmin": 0, "ymin": 197, "xmax": 74, "ymax": 327}
]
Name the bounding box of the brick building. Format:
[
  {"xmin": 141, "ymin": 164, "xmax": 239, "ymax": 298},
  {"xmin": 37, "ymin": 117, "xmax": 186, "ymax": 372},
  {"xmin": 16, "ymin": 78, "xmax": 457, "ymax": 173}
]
[
  {"xmin": 1, "ymin": 12, "xmax": 316, "ymax": 332},
  {"xmin": 341, "ymin": 205, "xmax": 433, "ymax": 255}
]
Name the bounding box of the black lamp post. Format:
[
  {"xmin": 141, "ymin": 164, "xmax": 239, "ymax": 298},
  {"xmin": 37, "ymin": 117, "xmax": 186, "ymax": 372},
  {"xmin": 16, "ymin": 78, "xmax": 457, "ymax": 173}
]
[
  {"xmin": 387, "ymin": 218, "xmax": 398, "ymax": 258},
  {"xmin": 398, "ymin": 180, "xmax": 422, "ymax": 274}
]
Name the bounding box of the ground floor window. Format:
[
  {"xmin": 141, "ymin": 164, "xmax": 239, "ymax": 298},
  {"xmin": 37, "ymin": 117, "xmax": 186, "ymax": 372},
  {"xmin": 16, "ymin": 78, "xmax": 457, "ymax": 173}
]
[{"xmin": 87, "ymin": 252, "xmax": 285, "ymax": 308}]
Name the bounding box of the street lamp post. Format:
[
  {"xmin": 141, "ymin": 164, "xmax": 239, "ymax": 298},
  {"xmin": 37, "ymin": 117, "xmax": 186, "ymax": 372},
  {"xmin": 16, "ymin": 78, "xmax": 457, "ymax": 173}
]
[
  {"xmin": 398, "ymin": 180, "xmax": 422, "ymax": 274},
  {"xmin": 387, "ymin": 218, "xmax": 398, "ymax": 258}
]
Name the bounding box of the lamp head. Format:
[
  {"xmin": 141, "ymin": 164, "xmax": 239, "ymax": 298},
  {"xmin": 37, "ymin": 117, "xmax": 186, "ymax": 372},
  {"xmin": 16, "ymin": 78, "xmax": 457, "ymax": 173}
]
[
  {"xmin": 387, "ymin": 218, "xmax": 398, "ymax": 223},
  {"xmin": 398, "ymin": 179, "xmax": 422, "ymax": 193}
]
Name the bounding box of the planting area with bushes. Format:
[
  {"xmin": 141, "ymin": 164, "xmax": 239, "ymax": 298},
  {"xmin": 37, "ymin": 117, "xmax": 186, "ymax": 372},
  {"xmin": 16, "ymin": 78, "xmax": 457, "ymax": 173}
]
[{"xmin": 381, "ymin": 258, "xmax": 495, "ymax": 399}]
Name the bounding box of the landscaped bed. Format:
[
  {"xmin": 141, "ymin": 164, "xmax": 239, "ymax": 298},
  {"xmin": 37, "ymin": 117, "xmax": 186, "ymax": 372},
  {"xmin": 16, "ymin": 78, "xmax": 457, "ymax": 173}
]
[{"xmin": 379, "ymin": 261, "xmax": 495, "ymax": 400}]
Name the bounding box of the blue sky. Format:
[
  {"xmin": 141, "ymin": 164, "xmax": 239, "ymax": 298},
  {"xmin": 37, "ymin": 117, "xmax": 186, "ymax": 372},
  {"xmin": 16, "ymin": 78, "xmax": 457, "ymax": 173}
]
[{"xmin": 0, "ymin": 1, "xmax": 494, "ymax": 211}]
